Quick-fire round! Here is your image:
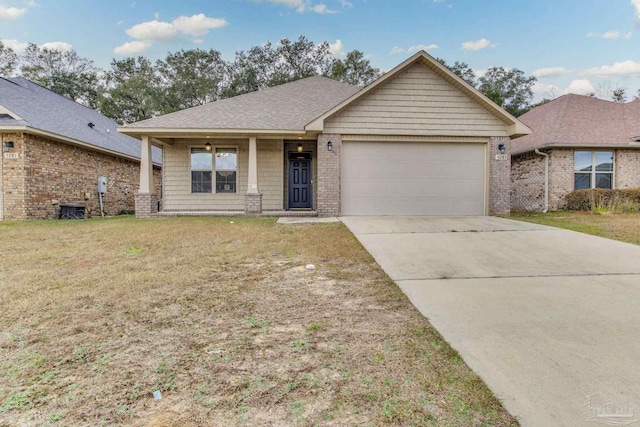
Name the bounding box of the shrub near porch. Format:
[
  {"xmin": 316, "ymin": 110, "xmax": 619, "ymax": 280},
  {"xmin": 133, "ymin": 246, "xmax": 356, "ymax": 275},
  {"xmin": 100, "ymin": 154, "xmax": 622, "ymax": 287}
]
[{"xmin": 0, "ymin": 217, "xmax": 517, "ymax": 426}]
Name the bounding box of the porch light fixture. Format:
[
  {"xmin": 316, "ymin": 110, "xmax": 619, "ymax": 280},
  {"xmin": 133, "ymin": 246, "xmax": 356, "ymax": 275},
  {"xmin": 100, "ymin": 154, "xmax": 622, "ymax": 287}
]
[
  {"xmin": 3, "ymin": 141, "xmax": 14, "ymax": 152},
  {"xmin": 296, "ymin": 143, "xmax": 303, "ymax": 153},
  {"xmin": 327, "ymin": 141, "xmax": 333, "ymax": 151},
  {"xmin": 498, "ymin": 143, "xmax": 506, "ymax": 153},
  {"xmin": 205, "ymin": 142, "xmax": 212, "ymax": 151}
]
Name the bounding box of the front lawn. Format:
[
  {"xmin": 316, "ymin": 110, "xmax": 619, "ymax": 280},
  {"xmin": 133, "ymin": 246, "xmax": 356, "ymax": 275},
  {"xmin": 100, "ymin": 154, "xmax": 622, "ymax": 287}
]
[
  {"xmin": 510, "ymin": 211, "xmax": 640, "ymax": 245},
  {"xmin": 0, "ymin": 216, "xmax": 517, "ymax": 426}
]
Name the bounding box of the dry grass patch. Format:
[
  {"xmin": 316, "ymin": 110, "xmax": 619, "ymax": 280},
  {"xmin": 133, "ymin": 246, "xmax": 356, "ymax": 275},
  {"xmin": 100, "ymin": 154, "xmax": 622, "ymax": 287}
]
[
  {"xmin": 0, "ymin": 216, "xmax": 517, "ymax": 426},
  {"xmin": 510, "ymin": 211, "xmax": 640, "ymax": 245}
]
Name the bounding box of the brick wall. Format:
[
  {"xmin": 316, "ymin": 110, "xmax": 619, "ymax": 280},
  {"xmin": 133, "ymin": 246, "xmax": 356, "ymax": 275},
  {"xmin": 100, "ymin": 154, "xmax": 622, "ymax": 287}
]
[
  {"xmin": 317, "ymin": 133, "xmax": 341, "ymax": 216},
  {"xmin": 548, "ymin": 149, "xmax": 574, "ymax": 210},
  {"xmin": 511, "ymin": 151, "xmax": 546, "ymax": 212},
  {"xmin": 489, "ymin": 136, "xmax": 511, "ymax": 215},
  {"xmin": 1, "ymin": 132, "xmax": 161, "ymax": 220},
  {"xmin": 616, "ymin": 149, "xmax": 640, "ymax": 188},
  {"xmin": 1, "ymin": 133, "xmax": 27, "ymax": 219}
]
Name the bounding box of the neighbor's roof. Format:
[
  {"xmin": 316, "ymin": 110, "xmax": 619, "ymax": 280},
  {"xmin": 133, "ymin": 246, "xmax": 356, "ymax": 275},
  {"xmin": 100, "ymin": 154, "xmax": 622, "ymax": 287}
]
[
  {"xmin": 513, "ymin": 94, "xmax": 640, "ymax": 155},
  {"xmin": 0, "ymin": 77, "xmax": 161, "ymax": 163},
  {"xmin": 121, "ymin": 76, "xmax": 361, "ymax": 133}
]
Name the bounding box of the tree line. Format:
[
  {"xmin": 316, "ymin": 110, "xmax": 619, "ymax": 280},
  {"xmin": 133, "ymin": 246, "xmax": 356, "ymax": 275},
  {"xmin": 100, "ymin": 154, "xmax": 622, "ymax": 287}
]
[{"xmin": 4, "ymin": 35, "xmax": 596, "ymax": 123}]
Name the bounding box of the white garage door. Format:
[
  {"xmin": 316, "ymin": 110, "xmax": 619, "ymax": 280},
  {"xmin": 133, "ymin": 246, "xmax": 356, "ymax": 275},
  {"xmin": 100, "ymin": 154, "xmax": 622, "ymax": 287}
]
[{"xmin": 341, "ymin": 141, "xmax": 486, "ymax": 216}]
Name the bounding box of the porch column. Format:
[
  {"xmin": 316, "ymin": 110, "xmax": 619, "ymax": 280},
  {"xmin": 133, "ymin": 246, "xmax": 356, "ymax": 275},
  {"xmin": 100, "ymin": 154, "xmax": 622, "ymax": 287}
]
[
  {"xmin": 135, "ymin": 135, "xmax": 157, "ymax": 219},
  {"xmin": 139, "ymin": 136, "xmax": 153, "ymax": 193},
  {"xmin": 245, "ymin": 136, "xmax": 262, "ymax": 214}
]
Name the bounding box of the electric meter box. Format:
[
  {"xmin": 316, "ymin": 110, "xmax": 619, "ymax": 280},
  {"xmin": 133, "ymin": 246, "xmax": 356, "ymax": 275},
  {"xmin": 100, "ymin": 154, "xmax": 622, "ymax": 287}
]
[{"xmin": 97, "ymin": 176, "xmax": 107, "ymax": 194}]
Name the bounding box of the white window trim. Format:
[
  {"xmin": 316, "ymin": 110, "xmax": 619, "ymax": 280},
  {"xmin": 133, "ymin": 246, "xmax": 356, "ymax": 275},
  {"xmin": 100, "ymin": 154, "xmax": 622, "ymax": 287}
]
[
  {"xmin": 213, "ymin": 146, "xmax": 238, "ymax": 194},
  {"xmin": 190, "ymin": 146, "xmax": 213, "ymax": 194},
  {"xmin": 189, "ymin": 144, "xmax": 239, "ymax": 195},
  {"xmin": 574, "ymin": 150, "xmax": 615, "ymax": 190}
]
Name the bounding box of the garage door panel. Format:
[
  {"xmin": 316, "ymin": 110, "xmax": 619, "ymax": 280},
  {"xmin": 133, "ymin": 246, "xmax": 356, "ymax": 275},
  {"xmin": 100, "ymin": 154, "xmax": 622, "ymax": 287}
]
[{"xmin": 341, "ymin": 142, "xmax": 485, "ymax": 216}]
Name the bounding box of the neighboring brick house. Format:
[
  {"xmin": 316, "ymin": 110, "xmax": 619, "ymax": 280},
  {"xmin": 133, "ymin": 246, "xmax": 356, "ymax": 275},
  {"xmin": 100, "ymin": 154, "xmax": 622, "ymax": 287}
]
[
  {"xmin": 511, "ymin": 94, "xmax": 640, "ymax": 212},
  {"xmin": 0, "ymin": 77, "xmax": 161, "ymax": 220},
  {"xmin": 120, "ymin": 51, "xmax": 530, "ymax": 218}
]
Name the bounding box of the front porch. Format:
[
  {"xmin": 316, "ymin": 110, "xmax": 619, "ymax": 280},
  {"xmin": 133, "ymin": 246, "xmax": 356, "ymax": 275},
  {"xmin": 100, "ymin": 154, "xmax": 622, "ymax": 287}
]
[{"xmin": 134, "ymin": 134, "xmax": 340, "ymax": 218}]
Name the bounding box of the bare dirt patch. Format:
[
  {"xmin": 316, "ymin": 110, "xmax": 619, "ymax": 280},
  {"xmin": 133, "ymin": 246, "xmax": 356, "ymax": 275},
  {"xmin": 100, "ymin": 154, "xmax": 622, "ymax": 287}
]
[{"xmin": 0, "ymin": 216, "xmax": 518, "ymax": 426}]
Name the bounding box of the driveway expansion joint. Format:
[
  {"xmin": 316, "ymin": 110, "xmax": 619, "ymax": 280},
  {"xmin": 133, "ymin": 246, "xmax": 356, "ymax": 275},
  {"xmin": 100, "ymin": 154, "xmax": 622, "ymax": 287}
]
[{"xmin": 394, "ymin": 272, "xmax": 640, "ymax": 282}]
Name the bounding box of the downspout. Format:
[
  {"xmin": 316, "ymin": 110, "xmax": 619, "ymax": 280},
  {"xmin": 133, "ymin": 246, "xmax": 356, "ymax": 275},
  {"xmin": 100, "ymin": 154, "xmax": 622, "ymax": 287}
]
[{"xmin": 534, "ymin": 149, "xmax": 549, "ymax": 213}]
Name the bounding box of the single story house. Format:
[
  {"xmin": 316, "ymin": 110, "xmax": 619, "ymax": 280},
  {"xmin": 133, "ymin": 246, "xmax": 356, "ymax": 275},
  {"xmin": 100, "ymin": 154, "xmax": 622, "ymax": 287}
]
[
  {"xmin": 0, "ymin": 77, "xmax": 161, "ymax": 220},
  {"xmin": 119, "ymin": 51, "xmax": 530, "ymax": 218},
  {"xmin": 511, "ymin": 94, "xmax": 640, "ymax": 212}
]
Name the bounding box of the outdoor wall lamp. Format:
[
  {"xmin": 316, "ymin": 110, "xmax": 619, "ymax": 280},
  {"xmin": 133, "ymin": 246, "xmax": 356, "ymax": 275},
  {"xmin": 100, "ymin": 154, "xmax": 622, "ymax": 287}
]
[
  {"xmin": 296, "ymin": 143, "xmax": 303, "ymax": 153},
  {"xmin": 327, "ymin": 141, "xmax": 333, "ymax": 151},
  {"xmin": 3, "ymin": 141, "xmax": 14, "ymax": 152},
  {"xmin": 498, "ymin": 143, "xmax": 506, "ymax": 153},
  {"xmin": 204, "ymin": 142, "xmax": 212, "ymax": 151}
]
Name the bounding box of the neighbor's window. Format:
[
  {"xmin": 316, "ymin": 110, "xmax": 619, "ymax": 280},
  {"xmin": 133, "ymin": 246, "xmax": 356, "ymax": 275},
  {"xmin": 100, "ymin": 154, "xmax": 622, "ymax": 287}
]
[
  {"xmin": 215, "ymin": 148, "xmax": 237, "ymax": 193},
  {"xmin": 191, "ymin": 148, "xmax": 212, "ymax": 193},
  {"xmin": 574, "ymin": 151, "xmax": 613, "ymax": 190}
]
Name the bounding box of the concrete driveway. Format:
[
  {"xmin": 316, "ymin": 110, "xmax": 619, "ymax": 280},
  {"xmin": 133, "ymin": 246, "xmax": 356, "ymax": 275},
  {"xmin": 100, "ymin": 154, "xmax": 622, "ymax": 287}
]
[{"xmin": 341, "ymin": 216, "xmax": 640, "ymax": 427}]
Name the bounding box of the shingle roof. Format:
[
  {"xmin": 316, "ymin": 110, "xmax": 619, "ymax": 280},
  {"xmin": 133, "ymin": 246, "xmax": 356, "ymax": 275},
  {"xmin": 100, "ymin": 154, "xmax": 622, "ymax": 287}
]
[
  {"xmin": 513, "ymin": 94, "xmax": 640, "ymax": 155},
  {"xmin": 0, "ymin": 77, "xmax": 161, "ymax": 163},
  {"xmin": 123, "ymin": 76, "xmax": 361, "ymax": 131}
]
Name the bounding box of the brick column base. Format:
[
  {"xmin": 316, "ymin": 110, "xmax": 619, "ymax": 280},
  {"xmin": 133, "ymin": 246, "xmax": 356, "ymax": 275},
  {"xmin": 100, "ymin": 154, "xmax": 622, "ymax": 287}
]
[
  {"xmin": 317, "ymin": 133, "xmax": 342, "ymax": 216},
  {"xmin": 135, "ymin": 192, "xmax": 157, "ymax": 219},
  {"xmin": 245, "ymin": 193, "xmax": 262, "ymax": 214},
  {"xmin": 489, "ymin": 136, "xmax": 511, "ymax": 215}
]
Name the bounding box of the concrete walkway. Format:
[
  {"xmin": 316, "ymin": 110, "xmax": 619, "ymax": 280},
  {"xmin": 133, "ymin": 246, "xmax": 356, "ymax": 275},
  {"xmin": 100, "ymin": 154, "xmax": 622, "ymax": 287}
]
[{"xmin": 341, "ymin": 216, "xmax": 640, "ymax": 427}]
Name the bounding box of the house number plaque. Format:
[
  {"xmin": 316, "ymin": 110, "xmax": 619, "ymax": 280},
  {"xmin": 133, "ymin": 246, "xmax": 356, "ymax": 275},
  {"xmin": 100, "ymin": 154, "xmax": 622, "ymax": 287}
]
[
  {"xmin": 4, "ymin": 153, "xmax": 19, "ymax": 159},
  {"xmin": 495, "ymin": 154, "xmax": 508, "ymax": 161}
]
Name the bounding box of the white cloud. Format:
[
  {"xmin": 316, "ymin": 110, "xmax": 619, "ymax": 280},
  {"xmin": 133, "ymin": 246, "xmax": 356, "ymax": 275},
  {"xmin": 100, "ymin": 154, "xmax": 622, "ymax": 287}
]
[
  {"xmin": 172, "ymin": 14, "xmax": 228, "ymax": 36},
  {"xmin": 567, "ymin": 79, "xmax": 595, "ymax": 95},
  {"xmin": 126, "ymin": 20, "xmax": 178, "ymax": 42},
  {"xmin": 582, "ymin": 60, "xmax": 640, "ymax": 77},
  {"xmin": 625, "ymin": 32, "xmax": 633, "ymax": 39},
  {"xmin": 256, "ymin": 0, "xmax": 338, "ymax": 14},
  {"xmin": 154, "ymin": 11, "xmax": 160, "ymax": 19},
  {"xmin": 40, "ymin": 41, "xmax": 73, "ymax": 52},
  {"xmin": 0, "ymin": 38, "xmax": 29, "ymax": 54},
  {"xmin": 116, "ymin": 20, "xmax": 124, "ymax": 26},
  {"xmin": 462, "ymin": 38, "xmax": 492, "ymax": 51},
  {"xmin": 329, "ymin": 39, "xmax": 346, "ymax": 58},
  {"xmin": 391, "ymin": 44, "xmax": 438, "ymax": 54},
  {"xmin": 587, "ymin": 30, "xmax": 622, "ymax": 39},
  {"xmin": 532, "ymin": 67, "xmax": 571, "ymax": 78},
  {"xmin": 340, "ymin": 0, "xmax": 353, "ymax": 8},
  {"xmin": 113, "ymin": 41, "xmax": 152, "ymax": 55},
  {"xmin": 312, "ymin": 3, "xmax": 337, "ymax": 14},
  {"xmin": 192, "ymin": 38, "xmax": 204, "ymax": 44},
  {"xmin": 633, "ymin": 0, "xmax": 640, "ymax": 28},
  {"xmin": 408, "ymin": 44, "xmax": 439, "ymax": 52},
  {"xmin": 0, "ymin": 6, "xmax": 27, "ymax": 22}
]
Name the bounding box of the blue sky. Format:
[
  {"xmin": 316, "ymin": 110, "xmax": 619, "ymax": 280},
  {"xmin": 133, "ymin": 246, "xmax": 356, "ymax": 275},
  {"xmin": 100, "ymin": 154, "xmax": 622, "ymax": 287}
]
[{"xmin": 1, "ymin": 0, "xmax": 640, "ymax": 101}]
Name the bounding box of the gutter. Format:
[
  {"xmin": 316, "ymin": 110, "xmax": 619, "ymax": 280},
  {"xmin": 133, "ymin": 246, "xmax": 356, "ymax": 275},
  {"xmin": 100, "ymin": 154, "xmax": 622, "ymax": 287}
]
[{"xmin": 534, "ymin": 149, "xmax": 549, "ymax": 213}]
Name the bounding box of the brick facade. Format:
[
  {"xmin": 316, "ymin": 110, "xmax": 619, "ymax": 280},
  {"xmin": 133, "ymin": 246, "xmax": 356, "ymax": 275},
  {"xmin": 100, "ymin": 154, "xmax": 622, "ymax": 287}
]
[
  {"xmin": 488, "ymin": 136, "xmax": 511, "ymax": 215},
  {"xmin": 244, "ymin": 193, "xmax": 263, "ymax": 214},
  {"xmin": 615, "ymin": 149, "xmax": 640, "ymax": 189},
  {"xmin": 511, "ymin": 151, "xmax": 546, "ymax": 212},
  {"xmin": 316, "ymin": 133, "xmax": 341, "ymax": 216},
  {"xmin": 1, "ymin": 132, "xmax": 161, "ymax": 220},
  {"xmin": 511, "ymin": 148, "xmax": 640, "ymax": 212}
]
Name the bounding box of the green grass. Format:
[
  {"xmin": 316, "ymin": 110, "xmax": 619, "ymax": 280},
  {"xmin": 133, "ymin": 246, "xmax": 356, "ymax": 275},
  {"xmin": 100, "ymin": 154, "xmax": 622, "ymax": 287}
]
[{"xmin": 510, "ymin": 211, "xmax": 640, "ymax": 245}]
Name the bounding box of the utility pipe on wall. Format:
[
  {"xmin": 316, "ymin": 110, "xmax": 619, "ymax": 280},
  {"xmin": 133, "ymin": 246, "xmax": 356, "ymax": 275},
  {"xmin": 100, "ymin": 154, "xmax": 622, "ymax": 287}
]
[{"xmin": 534, "ymin": 149, "xmax": 549, "ymax": 213}]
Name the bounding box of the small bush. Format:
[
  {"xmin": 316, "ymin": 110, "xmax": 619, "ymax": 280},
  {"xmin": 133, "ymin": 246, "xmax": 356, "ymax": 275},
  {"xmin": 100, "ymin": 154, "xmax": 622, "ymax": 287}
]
[{"xmin": 565, "ymin": 189, "xmax": 640, "ymax": 212}]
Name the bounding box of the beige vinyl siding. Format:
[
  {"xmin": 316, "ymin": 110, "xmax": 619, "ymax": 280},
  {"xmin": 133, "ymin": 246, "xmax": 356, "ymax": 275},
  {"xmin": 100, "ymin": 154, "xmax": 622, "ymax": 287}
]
[
  {"xmin": 163, "ymin": 139, "xmax": 284, "ymax": 211},
  {"xmin": 257, "ymin": 139, "xmax": 284, "ymax": 210},
  {"xmin": 325, "ymin": 63, "xmax": 508, "ymax": 137}
]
